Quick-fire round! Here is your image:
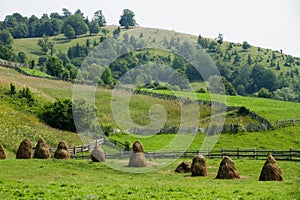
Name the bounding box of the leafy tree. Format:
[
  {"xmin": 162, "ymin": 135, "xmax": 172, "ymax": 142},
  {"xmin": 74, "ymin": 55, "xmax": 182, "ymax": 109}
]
[
  {"xmin": 64, "ymin": 14, "xmax": 88, "ymax": 36},
  {"xmin": 257, "ymin": 88, "xmax": 272, "ymax": 98},
  {"xmin": 119, "ymin": 9, "xmax": 137, "ymax": 29},
  {"xmin": 89, "ymin": 19, "xmax": 100, "ymax": 35},
  {"xmin": 94, "ymin": 10, "xmax": 106, "ymax": 27},
  {"xmin": 17, "ymin": 51, "xmax": 27, "ymax": 63},
  {"xmin": 48, "ymin": 41, "xmax": 55, "ymax": 56},
  {"xmin": 64, "ymin": 24, "xmax": 75, "ymax": 39},
  {"xmin": 236, "ymin": 85, "xmax": 246, "ymax": 96},
  {"xmin": 37, "ymin": 34, "xmax": 50, "ymax": 54},
  {"xmin": 45, "ymin": 56, "xmax": 65, "ymax": 78},
  {"xmin": 273, "ymin": 87, "xmax": 299, "ymax": 101},
  {"xmin": 0, "ymin": 29, "xmax": 14, "ymax": 46},
  {"xmin": 168, "ymin": 70, "xmax": 189, "ymax": 90},
  {"xmin": 197, "ymin": 35, "xmax": 208, "ymax": 48},
  {"xmin": 101, "ymin": 29, "xmax": 109, "ymax": 36},
  {"xmin": 249, "ymin": 65, "xmax": 277, "ymax": 93},
  {"xmin": 62, "ymin": 8, "xmax": 71, "ymax": 19},
  {"xmin": 242, "ymin": 41, "xmax": 250, "ymax": 52},
  {"xmin": 223, "ymin": 77, "xmax": 237, "ymax": 95}
]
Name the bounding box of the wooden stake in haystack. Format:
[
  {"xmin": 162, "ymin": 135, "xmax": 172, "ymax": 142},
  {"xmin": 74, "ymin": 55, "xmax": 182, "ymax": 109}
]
[
  {"xmin": 216, "ymin": 156, "xmax": 240, "ymax": 179},
  {"xmin": 54, "ymin": 141, "xmax": 70, "ymax": 160},
  {"xmin": 128, "ymin": 141, "xmax": 147, "ymax": 167},
  {"xmin": 175, "ymin": 161, "xmax": 192, "ymax": 173},
  {"xmin": 34, "ymin": 138, "xmax": 51, "ymax": 159},
  {"xmin": 16, "ymin": 138, "xmax": 33, "ymax": 159},
  {"xmin": 91, "ymin": 145, "xmax": 105, "ymax": 162},
  {"xmin": 259, "ymin": 155, "xmax": 283, "ymax": 181},
  {"xmin": 191, "ymin": 154, "xmax": 207, "ymax": 176},
  {"xmin": 0, "ymin": 143, "xmax": 6, "ymax": 160}
]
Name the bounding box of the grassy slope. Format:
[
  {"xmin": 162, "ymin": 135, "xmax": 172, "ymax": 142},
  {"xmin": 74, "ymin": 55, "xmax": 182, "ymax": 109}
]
[
  {"xmin": 0, "ymin": 159, "xmax": 299, "ymax": 199},
  {"xmin": 151, "ymin": 90, "xmax": 300, "ymax": 122},
  {"xmin": 12, "ymin": 26, "xmax": 300, "ymax": 77},
  {"xmin": 109, "ymin": 125, "xmax": 300, "ymax": 151}
]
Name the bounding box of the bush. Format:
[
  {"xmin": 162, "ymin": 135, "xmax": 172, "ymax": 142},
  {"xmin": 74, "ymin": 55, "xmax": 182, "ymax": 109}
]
[
  {"xmin": 257, "ymin": 88, "xmax": 272, "ymax": 98},
  {"xmin": 39, "ymin": 98, "xmax": 96, "ymax": 132}
]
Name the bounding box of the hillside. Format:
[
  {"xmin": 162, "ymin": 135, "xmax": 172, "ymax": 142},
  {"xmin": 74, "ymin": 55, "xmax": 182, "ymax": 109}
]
[
  {"xmin": 9, "ymin": 26, "xmax": 300, "ymax": 102},
  {"xmin": 1, "ymin": 66, "xmax": 300, "ymax": 153}
]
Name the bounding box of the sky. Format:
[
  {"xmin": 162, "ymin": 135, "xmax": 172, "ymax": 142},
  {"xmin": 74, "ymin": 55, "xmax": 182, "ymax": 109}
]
[{"xmin": 0, "ymin": 0, "xmax": 299, "ymax": 57}]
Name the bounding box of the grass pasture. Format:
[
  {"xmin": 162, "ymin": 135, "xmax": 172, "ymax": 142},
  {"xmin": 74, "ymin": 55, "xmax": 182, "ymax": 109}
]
[{"xmin": 0, "ymin": 159, "xmax": 299, "ymax": 199}]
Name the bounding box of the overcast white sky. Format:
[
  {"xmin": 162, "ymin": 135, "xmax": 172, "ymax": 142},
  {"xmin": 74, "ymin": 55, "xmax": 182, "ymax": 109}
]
[{"xmin": 1, "ymin": 0, "xmax": 299, "ymax": 56}]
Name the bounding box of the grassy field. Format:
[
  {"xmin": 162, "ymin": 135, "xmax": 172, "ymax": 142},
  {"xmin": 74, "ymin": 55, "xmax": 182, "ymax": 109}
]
[
  {"xmin": 109, "ymin": 125, "xmax": 300, "ymax": 151},
  {"xmin": 0, "ymin": 159, "xmax": 299, "ymax": 199},
  {"xmin": 150, "ymin": 89, "xmax": 300, "ymax": 122}
]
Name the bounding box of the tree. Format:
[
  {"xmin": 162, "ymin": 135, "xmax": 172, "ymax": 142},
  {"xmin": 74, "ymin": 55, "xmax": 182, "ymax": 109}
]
[
  {"xmin": 94, "ymin": 10, "xmax": 106, "ymax": 27},
  {"xmin": 208, "ymin": 40, "xmax": 220, "ymax": 53},
  {"xmin": 101, "ymin": 66, "xmax": 114, "ymax": 85},
  {"xmin": 242, "ymin": 41, "xmax": 250, "ymax": 52},
  {"xmin": 48, "ymin": 41, "xmax": 55, "ymax": 56},
  {"xmin": 119, "ymin": 9, "xmax": 137, "ymax": 29},
  {"xmin": 89, "ymin": 19, "xmax": 100, "ymax": 35},
  {"xmin": 257, "ymin": 88, "xmax": 271, "ymax": 98},
  {"xmin": 247, "ymin": 54, "xmax": 252, "ymax": 65},
  {"xmin": 17, "ymin": 51, "xmax": 27, "ymax": 63},
  {"xmin": 113, "ymin": 27, "xmax": 121, "ymax": 37},
  {"xmin": 249, "ymin": 65, "xmax": 277, "ymax": 93},
  {"xmin": 37, "ymin": 34, "xmax": 50, "ymax": 54},
  {"xmin": 216, "ymin": 33, "xmax": 223, "ymax": 45},
  {"xmin": 0, "ymin": 30, "xmax": 14, "ymax": 47},
  {"xmin": 64, "ymin": 24, "xmax": 75, "ymax": 39},
  {"xmin": 45, "ymin": 56, "xmax": 65, "ymax": 78},
  {"xmin": 64, "ymin": 14, "xmax": 88, "ymax": 36}
]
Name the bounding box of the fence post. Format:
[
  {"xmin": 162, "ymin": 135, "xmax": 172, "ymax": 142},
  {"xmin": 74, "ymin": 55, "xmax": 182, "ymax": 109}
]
[
  {"xmin": 254, "ymin": 148, "xmax": 257, "ymax": 159},
  {"xmin": 289, "ymin": 148, "xmax": 292, "ymax": 160},
  {"xmin": 73, "ymin": 146, "xmax": 76, "ymax": 156},
  {"xmin": 237, "ymin": 148, "xmax": 240, "ymax": 159},
  {"xmin": 81, "ymin": 145, "xmax": 84, "ymax": 159},
  {"xmin": 173, "ymin": 150, "xmax": 176, "ymax": 159}
]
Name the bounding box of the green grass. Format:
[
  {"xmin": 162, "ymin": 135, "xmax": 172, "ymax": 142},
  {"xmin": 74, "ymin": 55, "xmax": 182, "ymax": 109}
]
[
  {"xmin": 12, "ymin": 26, "xmax": 121, "ymax": 62},
  {"xmin": 18, "ymin": 67, "xmax": 53, "ymax": 78},
  {"xmin": 150, "ymin": 89, "xmax": 300, "ymax": 122},
  {"xmin": 0, "ymin": 101, "xmax": 81, "ymax": 156},
  {"xmin": 0, "ymin": 159, "xmax": 298, "ymax": 199},
  {"xmin": 109, "ymin": 125, "xmax": 300, "ymax": 151}
]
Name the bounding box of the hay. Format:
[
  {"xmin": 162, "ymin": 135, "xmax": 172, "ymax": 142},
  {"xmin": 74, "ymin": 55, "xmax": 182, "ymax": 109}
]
[
  {"xmin": 175, "ymin": 161, "xmax": 192, "ymax": 173},
  {"xmin": 132, "ymin": 141, "xmax": 144, "ymax": 153},
  {"xmin": 0, "ymin": 143, "xmax": 6, "ymax": 160},
  {"xmin": 91, "ymin": 145, "xmax": 105, "ymax": 162},
  {"xmin": 216, "ymin": 156, "xmax": 240, "ymax": 179},
  {"xmin": 16, "ymin": 138, "xmax": 33, "ymax": 159},
  {"xmin": 128, "ymin": 141, "xmax": 147, "ymax": 167},
  {"xmin": 191, "ymin": 155, "xmax": 207, "ymax": 176},
  {"xmin": 259, "ymin": 155, "xmax": 283, "ymax": 181},
  {"xmin": 34, "ymin": 138, "xmax": 50, "ymax": 159},
  {"xmin": 54, "ymin": 141, "xmax": 70, "ymax": 160}
]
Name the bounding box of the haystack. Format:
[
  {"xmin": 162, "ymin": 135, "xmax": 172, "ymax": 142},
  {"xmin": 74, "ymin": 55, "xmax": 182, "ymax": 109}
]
[
  {"xmin": 0, "ymin": 143, "xmax": 6, "ymax": 160},
  {"xmin": 91, "ymin": 145, "xmax": 105, "ymax": 162},
  {"xmin": 191, "ymin": 155, "xmax": 207, "ymax": 176},
  {"xmin": 216, "ymin": 156, "xmax": 240, "ymax": 179},
  {"xmin": 16, "ymin": 138, "xmax": 33, "ymax": 159},
  {"xmin": 34, "ymin": 138, "xmax": 51, "ymax": 159},
  {"xmin": 128, "ymin": 141, "xmax": 147, "ymax": 167},
  {"xmin": 54, "ymin": 141, "xmax": 70, "ymax": 160},
  {"xmin": 259, "ymin": 155, "xmax": 283, "ymax": 181},
  {"xmin": 175, "ymin": 161, "xmax": 192, "ymax": 173}
]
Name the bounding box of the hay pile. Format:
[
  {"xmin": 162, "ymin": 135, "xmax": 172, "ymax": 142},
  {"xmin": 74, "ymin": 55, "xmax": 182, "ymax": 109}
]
[
  {"xmin": 34, "ymin": 138, "xmax": 50, "ymax": 159},
  {"xmin": 0, "ymin": 143, "xmax": 6, "ymax": 159},
  {"xmin": 216, "ymin": 156, "xmax": 240, "ymax": 179},
  {"xmin": 54, "ymin": 141, "xmax": 70, "ymax": 160},
  {"xmin": 175, "ymin": 161, "xmax": 192, "ymax": 173},
  {"xmin": 259, "ymin": 155, "xmax": 283, "ymax": 181},
  {"xmin": 191, "ymin": 155, "xmax": 207, "ymax": 176},
  {"xmin": 128, "ymin": 141, "xmax": 147, "ymax": 167},
  {"xmin": 16, "ymin": 138, "xmax": 33, "ymax": 159},
  {"xmin": 91, "ymin": 145, "xmax": 105, "ymax": 162}
]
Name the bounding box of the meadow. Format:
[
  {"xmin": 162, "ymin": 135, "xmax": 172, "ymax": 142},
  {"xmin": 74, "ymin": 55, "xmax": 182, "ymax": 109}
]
[{"xmin": 0, "ymin": 158, "xmax": 299, "ymax": 199}]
